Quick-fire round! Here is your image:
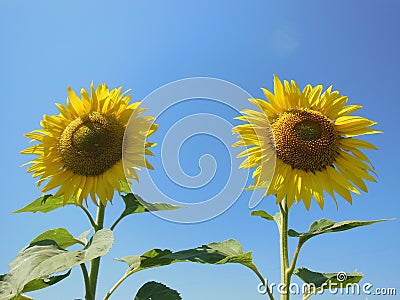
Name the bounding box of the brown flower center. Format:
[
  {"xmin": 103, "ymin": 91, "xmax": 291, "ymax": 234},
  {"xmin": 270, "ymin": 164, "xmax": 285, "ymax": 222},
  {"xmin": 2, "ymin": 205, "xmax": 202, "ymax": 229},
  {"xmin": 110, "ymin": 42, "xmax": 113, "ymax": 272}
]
[
  {"xmin": 272, "ymin": 109, "xmax": 339, "ymax": 172},
  {"xmin": 58, "ymin": 112, "xmax": 125, "ymax": 176}
]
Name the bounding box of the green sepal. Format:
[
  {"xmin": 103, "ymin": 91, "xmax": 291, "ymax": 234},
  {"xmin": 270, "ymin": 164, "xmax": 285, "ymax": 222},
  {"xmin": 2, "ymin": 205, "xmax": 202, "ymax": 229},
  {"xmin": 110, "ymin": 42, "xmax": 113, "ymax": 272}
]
[
  {"xmin": 134, "ymin": 281, "xmax": 182, "ymax": 300},
  {"xmin": 119, "ymin": 181, "xmax": 132, "ymax": 194}
]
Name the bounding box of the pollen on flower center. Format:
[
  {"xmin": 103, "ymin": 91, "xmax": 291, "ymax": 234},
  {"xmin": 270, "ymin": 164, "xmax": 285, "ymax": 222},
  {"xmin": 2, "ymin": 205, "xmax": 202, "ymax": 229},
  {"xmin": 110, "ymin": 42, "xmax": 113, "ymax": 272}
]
[
  {"xmin": 272, "ymin": 109, "xmax": 339, "ymax": 172},
  {"xmin": 294, "ymin": 120, "xmax": 321, "ymax": 141},
  {"xmin": 59, "ymin": 112, "xmax": 125, "ymax": 176}
]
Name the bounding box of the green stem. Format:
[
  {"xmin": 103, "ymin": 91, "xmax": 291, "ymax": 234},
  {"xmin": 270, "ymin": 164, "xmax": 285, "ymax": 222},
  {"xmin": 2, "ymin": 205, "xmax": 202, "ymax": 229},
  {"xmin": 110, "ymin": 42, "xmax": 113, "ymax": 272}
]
[
  {"xmin": 79, "ymin": 204, "xmax": 97, "ymax": 229},
  {"xmin": 302, "ymin": 291, "xmax": 315, "ymax": 300},
  {"xmin": 103, "ymin": 271, "xmax": 134, "ymax": 300},
  {"xmin": 252, "ymin": 268, "xmax": 275, "ymax": 300},
  {"xmin": 88, "ymin": 203, "xmax": 106, "ymax": 299},
  {"xmin": 278, "ymin": 201, "xmax": 290, "ymax": 300},
  {"xmin": 110, "ymin": 215, "xmax": 124, "ymax": 231},
  {"xmin": 287, "ymin": 240, "xmax": 303, "ymax": 277},
  {"xmin": 80, "ymin": 263, "xmax": 93, "ymax": 300}
]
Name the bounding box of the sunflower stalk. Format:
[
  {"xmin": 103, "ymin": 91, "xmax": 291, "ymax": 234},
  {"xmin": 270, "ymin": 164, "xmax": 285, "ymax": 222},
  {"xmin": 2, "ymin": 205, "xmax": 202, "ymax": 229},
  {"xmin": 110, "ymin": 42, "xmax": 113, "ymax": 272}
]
[
  {"xmin": 88, "ymin": 203, "xmax": 106, "ymax": 299},
  {"xmin": 278, "ymin": 200, "xmax": 290, "ymax": 300},
  {"xmin": 277, "ymin": 202, "xmax": 306, "ymax": 300},
  {"xmin": 80, "ymin": 263, "xmax": 93, "ymax": 300},
  {"xmin": 277, "ymin": 200, "xmax": 300, "ymax": 300}
]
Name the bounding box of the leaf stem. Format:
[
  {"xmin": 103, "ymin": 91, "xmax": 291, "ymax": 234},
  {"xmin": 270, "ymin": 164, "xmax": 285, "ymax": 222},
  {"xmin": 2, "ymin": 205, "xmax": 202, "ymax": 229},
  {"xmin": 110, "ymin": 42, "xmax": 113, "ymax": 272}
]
[
  {"xmin": 88, "ymin": 203, "xmax": 106, "ymax": 299},
  {"xmin": 79, "ymin": 204, "xmax": 97, "ymax": 229},
  {"xmin": 287, "ymin": 240, "xmax": 303, "ymax": 277},
  {"xmin": 252, "ymin": 268, "xmax": 275, "ymax": 300},
  {"xmin": 278, "ymin": 201, "xmax": 290, "ymax": 300},
  {"xmin": 103, "ymin": 271, "xmax": 134, "ymax": 300},
  {"xmin": 302, "ymin": 291, "xmax": 314, "ymax": 300},
  {"xmin": 110, "ymin": 215, "xmax": 124, "ymax": 231}
]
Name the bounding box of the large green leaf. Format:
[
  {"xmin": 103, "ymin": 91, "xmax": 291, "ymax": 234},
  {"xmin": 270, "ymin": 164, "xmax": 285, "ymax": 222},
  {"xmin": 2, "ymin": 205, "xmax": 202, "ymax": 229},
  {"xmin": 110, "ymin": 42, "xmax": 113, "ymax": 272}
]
[
  {"xmin": 20, "ymin": 270, "xmax": 71, "ymax": 293},
  {"xmin": 134, "ymin": 281, "xmax": 182, "ymax": 300},
  {"xmin": 288, "ymin": 218, "xmax": 389, "ymax": 243},
  {"xmin": 166, "ymin": 239, "xmax": 257, "ymax": 269},
  {"xmin": 115, "ymin": 249, "xmax": 174, "ymax": 274},
  {"xmin": 115, "ymin": 239, "xmax": 263, "ymax": 281},
  {"xmin": 111, "ymin": 193, "xmax": 184, "ymax": 229},
  {"xmin": 30, "ymin": 228, "xmax": 84, "ymax": 249},
  {"xmin": 294, "ymin": 267, "xmax": 363, "ymax": 296},
  {"xmin": 14, "ymin": 181, "xmax": 130, "ymax": 214},
  {"xmin": 0, "ymin": 229, "xmax": 113, "ymax": 300},
  {"xmin": 13, "ymin": 194, "xmax": 75, "ymax": 214},
  {"xmin": 120, "ymin": 193, "xmax": 183, "ymax": 217}
]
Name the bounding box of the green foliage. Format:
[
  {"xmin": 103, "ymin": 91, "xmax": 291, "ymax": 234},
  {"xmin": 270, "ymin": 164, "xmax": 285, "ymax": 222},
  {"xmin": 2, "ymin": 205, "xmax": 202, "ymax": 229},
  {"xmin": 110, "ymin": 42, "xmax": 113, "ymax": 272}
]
[
  {"xmin": 13, "ymin": 194, "xmax": 75, "ymax": 214},
  {"xmin": 251, "ymin": 210, "xmax": 278, "ymax": 222},
  {"xmin": 166, "ymin": 239, "xmax": 256, "ymax": 268},
  {"xmin": 251, "ymin": 210, "xmax": 274, "ymax": 221},
  {"xmin": 0, "ymin": 229, "xmax": 113, "ymax": 300},
  {"xmin": 9, "ymin": 295, "xmax": 32, "ymax": 300},
  {"xmin": 116, "ymin": 239, "xmax": 263, "ymax": 280},
  {"xmin": 288, "ymin": 218, "xmax": 390, "ymax": 243},
  {"xmin": 111, "ymin": 193, "xmax": 183, "ymax": 229},
  {"xmin": 30, "ymin": 228, "xmax": 84, "ymax": 248},
  {"xmin": 294, "ymin": 267, "xmax": 363, "ymax": 297},
  {"xmin": 20, "ymin": 271, "xmax": 71, "ymax": 293},
  {"xmin": 13, "ymin": 181, "xmax": 132, "ymax": 214},
  {"xmin": 119, "ymin": 181, "xmax": 132, "ymax": 194},
  {"xmin": 120, "ymin": 193, "xmax": 183, "ymax": 216},
  {"xmin": 134, "ymin": 281, "xmax": 182, "ymax": 300},
  {"xmin": 115, "ymin": 249, "xmax": 173, "ymax": 274}
]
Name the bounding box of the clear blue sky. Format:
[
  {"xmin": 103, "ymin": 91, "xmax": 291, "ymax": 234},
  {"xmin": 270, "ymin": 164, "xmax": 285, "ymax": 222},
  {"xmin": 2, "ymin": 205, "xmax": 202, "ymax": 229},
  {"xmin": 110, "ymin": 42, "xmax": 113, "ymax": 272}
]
[{"xmin": 1, "ymin": 1, "xmax": 399, "ymax": 299}]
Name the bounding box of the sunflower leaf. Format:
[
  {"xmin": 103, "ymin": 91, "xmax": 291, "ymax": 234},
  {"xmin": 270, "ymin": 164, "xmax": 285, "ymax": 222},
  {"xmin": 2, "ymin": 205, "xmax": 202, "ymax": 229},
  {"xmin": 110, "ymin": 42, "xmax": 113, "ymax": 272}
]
[
  {"xmin": 134, "ymin": 281, "xmax": 182, "ymax": 300},
  {"xmin": 20, "ymin": 270, "xmax": 71, "ymax": 293},
  {"xmin": 9, "ymin": 295, "xmax": 32, "ymax": 300},
  {"xmin": 115, "ymin": 249, "xmax": 173, "ymax": 274},
  {"xmin": 288, "ymin": 218, "xmax": 390, "ymax": 243},
  {"xmin": 116, "ymin": 193, "xmax": 183, "ymax": 223},
  {"xmin": 30, "ymin": 228, "xmax": 83, "ymax": 249},
  {"xmin": 13, "ymin": 194, "xmax": 75, "ymax": 214},
  {"xmin": 115, "ymin": 239, "xmax": 263, "ymax": 283},
  {"xmin": 251, "ymin": 210, "xmax": 278, "ymax": 222},
  {"xmin": 294, "ymin": 267, "xmax": 363, "ymax": 294},
  {"xmin": 0, "ymin": 229, "xmax": 113, "ymax": 300}
]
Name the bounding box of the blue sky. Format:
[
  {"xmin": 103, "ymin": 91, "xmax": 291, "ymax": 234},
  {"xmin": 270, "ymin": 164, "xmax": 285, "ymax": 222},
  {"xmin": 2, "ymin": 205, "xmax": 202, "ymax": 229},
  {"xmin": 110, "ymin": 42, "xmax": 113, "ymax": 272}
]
[{"xmin": 1, "ymin": 1, "xmax": 399, "ymax": 299}]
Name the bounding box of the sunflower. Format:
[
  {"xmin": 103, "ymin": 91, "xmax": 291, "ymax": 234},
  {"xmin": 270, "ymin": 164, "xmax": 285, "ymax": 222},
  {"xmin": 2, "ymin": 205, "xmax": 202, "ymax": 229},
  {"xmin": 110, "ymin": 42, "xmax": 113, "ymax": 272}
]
[
  {"xmin": 233, "ymin": 75, "xmax": 379, "ymax": 209},
  {"xmin": 22, "ymin": 83, "xmax": 157, "ymax": 206}
]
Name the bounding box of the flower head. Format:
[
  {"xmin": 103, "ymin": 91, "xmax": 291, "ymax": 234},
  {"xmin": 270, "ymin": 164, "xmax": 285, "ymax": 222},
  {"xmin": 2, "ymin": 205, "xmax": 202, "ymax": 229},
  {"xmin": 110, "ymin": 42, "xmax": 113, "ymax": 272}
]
[
  {"xmin": 22, "ymin": 83, "xmax": 157, "ymax": 206},
  {"xmin": 233, "ymin": 75, "xmax": 379, "ymax": 209}
]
